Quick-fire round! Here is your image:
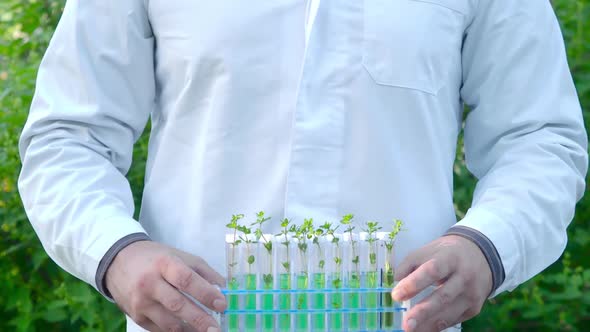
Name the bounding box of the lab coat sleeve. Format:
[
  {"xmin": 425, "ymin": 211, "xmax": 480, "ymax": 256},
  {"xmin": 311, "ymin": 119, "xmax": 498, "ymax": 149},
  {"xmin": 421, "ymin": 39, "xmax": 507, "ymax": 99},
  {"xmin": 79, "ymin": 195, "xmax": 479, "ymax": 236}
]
[
  {"xmin": 454, "ymin": 0, "xmax": 588, "ymax": 296},
  {"xmin": 18, "ymin": 0, "xmax": 155, "ymax": 296}
]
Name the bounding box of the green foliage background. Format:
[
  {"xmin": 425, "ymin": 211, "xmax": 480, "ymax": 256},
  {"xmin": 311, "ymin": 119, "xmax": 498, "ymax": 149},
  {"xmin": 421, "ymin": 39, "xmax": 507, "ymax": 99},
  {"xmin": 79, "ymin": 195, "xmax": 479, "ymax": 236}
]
[{"xmin": 0, "ymin": 0, "xmax": 588, "ymax": 331}]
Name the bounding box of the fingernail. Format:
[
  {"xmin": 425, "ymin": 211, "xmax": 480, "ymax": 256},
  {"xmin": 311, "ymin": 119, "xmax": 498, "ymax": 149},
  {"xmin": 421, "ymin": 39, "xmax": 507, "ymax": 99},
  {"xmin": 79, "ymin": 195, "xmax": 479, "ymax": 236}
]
[
  {"xmin": 213, "ymin": 298, "xmax": 227, "ymax": 311},
  {"xmin": 392, "ymin": 289, "xmax": 406, "ymax": 301},
  {"xmin": 407, "ymin": 318, "xmax": 417, "ymax": 331},
  {"xmin": 207, "ymin": 327, "xmax": 220, "ymax": 332}
]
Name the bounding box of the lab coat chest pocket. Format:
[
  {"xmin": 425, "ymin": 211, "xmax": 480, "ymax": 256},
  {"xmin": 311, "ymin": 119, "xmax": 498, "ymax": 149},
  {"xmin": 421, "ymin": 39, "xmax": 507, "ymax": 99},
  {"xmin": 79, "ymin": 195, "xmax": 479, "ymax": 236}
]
[{"xmin": 362, "ymin": 0, "xmax": 466, "ymax": 95}]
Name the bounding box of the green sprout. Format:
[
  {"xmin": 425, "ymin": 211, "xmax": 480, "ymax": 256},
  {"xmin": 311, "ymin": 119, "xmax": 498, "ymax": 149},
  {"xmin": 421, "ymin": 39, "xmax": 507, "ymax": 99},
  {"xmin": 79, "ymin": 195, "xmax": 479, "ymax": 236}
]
[
  {"xmin": 385, "ymin": 219, "xmax": 403, "ymax": 251},
  {"xmin": 252, "ymin": 211, "xmax": 273, "ymax": 285},
  {"xmin": 320, "ymin": 221, "xmax": 340, "ymax": 245},
  {"xmin": 311, "ymin": 222, "xmax": 326, "ymax": 270},
  {"xmin": 236, "ymin": 221, "xmax": 256, "ymax": 274},
  {"xmin": 292, "ymin": 219, "xmax": 314, "ymax": 275},
  {"xmin": 363, "ymin": 221, "xmax": 382, "ymax": 266},
  {"xmin": 225, "ymin": 214, "xmax": 244, "ymax": 271},
  {"xmin": 295, "ymin": 218, "xmax": 314, "ymax": 254},
  {"xmin": 340, "ymin": 214, "xmax": 359, "ymax": 273},
  {"xmin": 384, "ymin": 219, "xmax": 404, "ymax": 272},
  {"xmin": 276, "ymin": 218, "xmax": 295, "ymax": 272}
]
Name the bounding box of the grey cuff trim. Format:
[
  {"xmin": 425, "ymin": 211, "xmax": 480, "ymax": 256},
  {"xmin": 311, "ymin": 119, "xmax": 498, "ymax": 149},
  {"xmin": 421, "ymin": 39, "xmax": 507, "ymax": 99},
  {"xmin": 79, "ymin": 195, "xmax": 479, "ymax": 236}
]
[
  {"xmin": 95, "ymin": 232, "xmax": 151, "ymax": 300},
  {"xmin": 444, "ymin": 225, "xmax": 505, "ymax": 296}
]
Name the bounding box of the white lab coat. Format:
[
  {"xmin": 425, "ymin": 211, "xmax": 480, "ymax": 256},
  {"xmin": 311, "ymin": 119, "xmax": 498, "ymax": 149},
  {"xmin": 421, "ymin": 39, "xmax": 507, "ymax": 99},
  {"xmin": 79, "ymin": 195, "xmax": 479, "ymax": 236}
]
[{"xmin": 19, "ymin": 0, "xmax": 587, "ymax": 331}]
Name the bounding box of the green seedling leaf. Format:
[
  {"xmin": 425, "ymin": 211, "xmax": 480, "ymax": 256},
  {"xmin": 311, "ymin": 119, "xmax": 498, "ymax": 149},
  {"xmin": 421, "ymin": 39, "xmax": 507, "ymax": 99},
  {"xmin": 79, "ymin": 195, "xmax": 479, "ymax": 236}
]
[
  {"xmin": 281, "ymin": 218, "xmax": 291, "ymax": 228},
  {"xmin": 340, "ymin": 214, "xmax": 354, "ymax": 225},
  {"xmin": 370, "ymin": 252, "xmax": 377, "ymax": 265},
  {"xmin": 254, "ymin": 228, "xmax": 263, "ymax": 241},
  {"xmin": 385, "ymin": 219, "xmax": 404, "ymax": 251},
  {"xmin": 227, "ymin": 214, "xmax": 245, "ymax": 229},
  {"xmin": 298, "ymin": 242, "xmax": 308, "ymax": 252},
  {"xmin": 264, "ymin": 241, "xmax": 273, "ymax": 253},
  {"xmin": 332, "ymin": 278, "xmax": 342, "ymax": 289},
  {"xmin": 248, "ymin": 255, "xmax": 255, "ymax": 265},
  {"xmin": 263, "ymin": 274, "xmax": 273, "ymax": 286}
]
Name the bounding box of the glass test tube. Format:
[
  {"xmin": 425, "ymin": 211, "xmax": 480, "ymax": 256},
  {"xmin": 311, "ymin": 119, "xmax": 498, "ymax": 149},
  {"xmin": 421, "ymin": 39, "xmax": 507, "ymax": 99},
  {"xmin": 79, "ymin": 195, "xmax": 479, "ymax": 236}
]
[
  {"xmin": 225, "ymin": 234, "xmax": 241, "ymax": 332},
  {"xmin": 259, "ymin": 235, "xmax": 274, "ymax": 332},
  {"xmin": 343, "ymin": 232, "xmax": 361, "ymax": 331},
  {"xmin": 310, "ymin": 236, "xmax": 327, "ymax": 331},
  {"xmin": 239, "ymin": 234, "xmax": 258, "ymax": 332},
  {"xmin": 293, "ymin": 237, "xmax": 310, "ymax": 332},
  {"xmin": 377, "ymin": 232, "xmax": 403, "ymax": 331},
  {"xmin": 274, "ymin": 234, "xmax": 292, "ymax": 332},
  {"xmin": 360, "ymin": 232, "xmax": 380, "ymax": 331},
  {"xmin": 328, "ymin": 233, "xmax": 344, "ymax": 332}
]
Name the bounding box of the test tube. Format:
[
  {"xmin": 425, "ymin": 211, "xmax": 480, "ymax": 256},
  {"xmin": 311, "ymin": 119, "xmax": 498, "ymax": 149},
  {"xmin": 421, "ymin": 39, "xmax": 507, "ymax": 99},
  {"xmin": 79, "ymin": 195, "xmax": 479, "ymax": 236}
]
[
  {"xmin": 274, "ymin": 234, "xmax": 292, "ymax": 332},
  {"xmin": 259, "ymin": 235, "xmax": 274, "ymax": 332},
  {"xmin": 377, "ymin": 232, "xmax": 397, "ymax": 330},
  {"xmin": 328, "ymin": 233, "xmax": 344, "ymax": 332},
  {"xmin": 360, "ymin": 232, "xmax": 380, "ymax": 331},
  {"xmin": 225, "ymin": 234, "xmax": 241, "ymax": 332},
  {"xmin": 310, "ymin": 236, "xmax": 327, "ymax": 331},
  {"xmin": 239, "ymin": 234, "xmax": 258, "ymax": 332},
  {"xmin": 293, "ymin": 237, "xmax": 310, "ymax": 332},
  {"xmin": 342, "ymin": 232, "xmax": 361, "ymax": 331}
]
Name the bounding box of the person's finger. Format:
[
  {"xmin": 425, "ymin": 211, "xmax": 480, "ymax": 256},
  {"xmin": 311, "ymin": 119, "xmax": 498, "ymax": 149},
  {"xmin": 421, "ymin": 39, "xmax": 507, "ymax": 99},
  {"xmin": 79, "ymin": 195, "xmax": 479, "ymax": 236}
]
[
  {"xmin": 174, "ymin": 250, "xmax": 226, "ymax": 287},
  {"xmin": 151, "ymin": 279, "xmax": 220, "ymax": 332},
  {"xmin": 458, "ymin": 296, "xmax": 485, "ymax": 322},
  {"xmin": 392, "ymin": 257, "xmax": 454, "ymax": 302},
  {"xmin": 394, "ymin": 250, "xmax": 428, "ymax": 282},
  {"xmin": 413, "ymin": 297, "xmax": 470, "ymax": 332},
  {"xmin": 157, "ymin": 255, "xmax": 227, "ymax": 313},
  {"xmin": 402, "ymin": 275, "xmax": 465, "ymax": 331},
  {"xmin": 143, "ymin": 303, "xmax": 186, "ymax": 332},
  {"xmin": 131, "ymin": 313, "xmax": 161, "ymax": 332}
]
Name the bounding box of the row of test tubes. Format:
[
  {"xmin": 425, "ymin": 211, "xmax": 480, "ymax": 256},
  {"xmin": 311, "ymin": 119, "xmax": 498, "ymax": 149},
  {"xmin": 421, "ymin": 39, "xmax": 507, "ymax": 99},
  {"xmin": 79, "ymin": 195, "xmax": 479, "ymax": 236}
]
[{"xmin": 223, "ymin": 233, "xmax": 409, "ymax": 332}]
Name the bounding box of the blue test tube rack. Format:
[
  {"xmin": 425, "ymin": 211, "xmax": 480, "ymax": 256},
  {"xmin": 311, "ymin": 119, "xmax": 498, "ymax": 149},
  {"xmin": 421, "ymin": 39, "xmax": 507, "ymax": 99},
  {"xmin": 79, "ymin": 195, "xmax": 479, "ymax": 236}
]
[{"xmin": 220, "ymin": 286, "xmax": 408, "ymax": 332}]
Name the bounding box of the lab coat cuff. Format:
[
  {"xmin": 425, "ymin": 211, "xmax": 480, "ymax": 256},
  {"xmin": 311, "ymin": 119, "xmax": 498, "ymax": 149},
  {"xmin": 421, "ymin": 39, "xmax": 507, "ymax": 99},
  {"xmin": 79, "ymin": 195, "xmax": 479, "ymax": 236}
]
[
  {"xmin": 451, "ymin": 208, "xmax": 519, "ymax": 298},
  {"xmin": 84, "ymin": 218, "xmax": 149, "ymax": 302},
  {"xmin": 444, "ymin": 225, "xmax": 505, "ymax": 297},
  {"xmin": 95, "ymin": 232, "xmax": 152, "ymax": 302}
]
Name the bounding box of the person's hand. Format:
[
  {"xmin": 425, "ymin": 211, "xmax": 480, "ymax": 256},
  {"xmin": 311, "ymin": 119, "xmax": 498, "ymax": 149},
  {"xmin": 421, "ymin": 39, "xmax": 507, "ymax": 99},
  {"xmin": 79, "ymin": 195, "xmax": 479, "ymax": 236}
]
[
  {"xmin": 105, "ymin": 240, "xmax": 227, "ymax": 332},
  {"xmin": 391, "ymin": 235, "xmax": 493, "ymax": 332}
]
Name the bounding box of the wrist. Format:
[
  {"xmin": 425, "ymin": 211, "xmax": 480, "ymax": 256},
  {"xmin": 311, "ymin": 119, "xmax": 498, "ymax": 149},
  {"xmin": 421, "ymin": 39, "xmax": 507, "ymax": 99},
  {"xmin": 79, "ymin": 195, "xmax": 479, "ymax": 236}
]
[
  {"xmin": 97, "ymin": 233, "xmax": 151, "ymax": 300},
  {"xmin": 444, "ymin": 226, "xmax": 504, "ymax": 296}
]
